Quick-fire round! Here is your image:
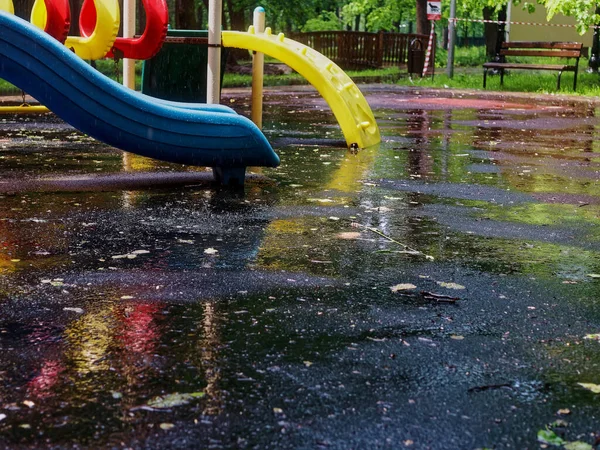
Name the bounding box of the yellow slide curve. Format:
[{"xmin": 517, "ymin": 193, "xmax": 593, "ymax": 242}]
[{"xmin": 222, "ymin": 28, "xmax": 380, "ymax": 149}]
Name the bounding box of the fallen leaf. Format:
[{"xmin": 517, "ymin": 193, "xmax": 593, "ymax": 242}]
[
  {"xmin": 160, "ymin": 423, "xmax": 175, "ymax": 430},
  {"xmin": 557, "ymin": 408, "xmax": 571, "ymax": 415},
  {"xmin": 537, "ymin": 429, "xmax": 565, "ymax": 446},
  {"xmin": 204, "ymin": 248, "xmax": 219, "ymax": 255},
  {"xmin": 147, "ymin": 392, "xmax": 205, "ymax": 409},
  {"xmin": 23, "ymin": 400, "xmax": 34, "ymax": 408},
  {"xmin": 63, "ymin": 307, "xmax": 84, "ymax": 314},
  {"xmin": 578, "ymin": 382, "xmax": 600, "ymax": 393},
  {"xmin": 436, "ymin": 282, "xmax": 465, "ymax": 290},
  {"xmin": 307, "ymin": 198, "xmax": 333, "ymax": 203},
  {"xmin": 564, "ymin": 442, "xmax": 593, "ymax": 450},
  {"xmin": 390, "ymin": 283, "xmax": 417, "ymax": 292},
  {"xmin": 337, "ymin": 232, "xmax": 362, "ymax": 240},
  {"xmin": 583, "ymin": 334, "xmax": 600, "ymax": 341},
  {"xmin": 450, "ymin": 335, "xmax": 464, "ymax": 340},
  {"xmin": 587, "ymin": 273, "xmax": 600, "ymax": 278}
]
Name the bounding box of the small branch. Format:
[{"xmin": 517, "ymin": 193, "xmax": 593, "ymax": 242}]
[
  {"xmin": 351, "ymin": 222, "xmax": 434, "ymax": 260},
  {"xmin": 420, "ymin": 291, "xmax": 460, "ymax": 303}
]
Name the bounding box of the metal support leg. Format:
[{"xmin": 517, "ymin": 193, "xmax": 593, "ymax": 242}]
[
  {"xmin": 483, "ymin": 68, "xmax": 488, "ymax": 88},
  {"xmin": 557, "ymin": 70, "xmax": 562, "ymax": 90},
  {"xmin": 213, "ymin": 166, "xmax": 246, "ymax": 187}
]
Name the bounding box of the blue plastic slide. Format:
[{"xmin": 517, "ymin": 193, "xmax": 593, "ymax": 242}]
[{"xmin": 0, "ymin": 12, "xmax": 279, "ymax": 184}]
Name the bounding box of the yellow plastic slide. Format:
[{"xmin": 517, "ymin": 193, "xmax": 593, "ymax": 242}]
[
  {"xmin": 222, "ymin": 28, "xmax": 380, "ymax": 149},
  {"xmin": 64, "ymin": 0, "xmax": 120, "ymax": 60}
]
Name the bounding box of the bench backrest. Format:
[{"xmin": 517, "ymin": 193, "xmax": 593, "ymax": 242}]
[{"xmin": 500, "ymin": 41, "xmax": 583, "ymax": 59}]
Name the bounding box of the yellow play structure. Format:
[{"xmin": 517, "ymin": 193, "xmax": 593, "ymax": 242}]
[
  {"xmin": 222, "ymin": 27, "xmax": 380, "ymax": 149},
  {"xmin": 0, "ymin": 0, "xmax": 12, "ymax": 13},
  {"xmin": 64, "ymin": 0, "xmax": 120, "ymax": 60}
]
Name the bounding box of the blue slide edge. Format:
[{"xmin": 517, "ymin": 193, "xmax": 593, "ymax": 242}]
[{"xmin": 0, "ymin": 12, "xmax": 280, "ymax": 174}]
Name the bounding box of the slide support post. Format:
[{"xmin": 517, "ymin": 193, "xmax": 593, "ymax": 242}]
[
  {"xmin": 123, "ymin": 0, "xmax": 136, "ymax": 89},
  {"xmin": 207, "ymin": 0, "xmax": 222, "ymax": 104},
  {"xmin": 251, "ymin": 7, "xmax": 265, "ymax": 128}
]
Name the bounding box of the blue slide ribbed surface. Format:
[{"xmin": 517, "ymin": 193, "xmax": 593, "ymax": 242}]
[{"xmin": 0, "ymin": 12, "xmax": 280, "ymax": 169}]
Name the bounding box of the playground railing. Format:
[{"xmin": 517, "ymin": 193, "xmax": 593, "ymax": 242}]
[{"xmin": 290, "ymin": 30, "xmax": 434, "ymax": 70}]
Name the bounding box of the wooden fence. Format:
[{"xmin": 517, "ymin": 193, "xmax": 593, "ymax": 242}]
[{"xmin": 290, "ymin": 30, "xmax": 435, "ymax": 70}]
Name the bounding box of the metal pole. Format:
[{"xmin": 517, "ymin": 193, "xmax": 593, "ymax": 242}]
[
  {"xmin": 589, "ymin": 5, "xmax": 600, "ymax": 72},
  {"xmin": 251, "ymin": 7, "xmax": 265, "ymax": 128},
  {"xmin": 446, "ymin": 0, "xmax": 456, "ymax": 78},
  {"xmin": 207, "ymin": 0, "xmax": 222, "ymax": 104},
  {"xmin": 122, "ymin": 0, "xmax": 136, "ymax": 89}
]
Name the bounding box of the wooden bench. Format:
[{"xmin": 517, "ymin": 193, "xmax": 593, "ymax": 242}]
[{"xmin": 483, "ymin": 41, "xmax": 585, "ymax": 91}]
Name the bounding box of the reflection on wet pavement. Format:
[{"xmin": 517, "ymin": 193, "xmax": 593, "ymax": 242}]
[{"xmin": 1, "ymin": 85, "xmax": 600, "ymax": 448}]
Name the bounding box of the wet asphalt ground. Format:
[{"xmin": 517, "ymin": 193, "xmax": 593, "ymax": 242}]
[{"xmin": 1, "ymin": 85, "xmax": 600, "ymax": 449}]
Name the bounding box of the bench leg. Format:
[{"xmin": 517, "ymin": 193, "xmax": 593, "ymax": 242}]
[
  {"xmin": 483, "ymin": 68, "xmax": 488, "ymax": 88},
  {"xmin": 500, "ymin": 69, "xmax": 504, "ymax": 86},
  {"xmin": 573, "ymin": 70, "xmax": 578, "ymax": 91},
  {"xmin": 557, "ymin": 70, "xmax": 562, "ymax": 90}
]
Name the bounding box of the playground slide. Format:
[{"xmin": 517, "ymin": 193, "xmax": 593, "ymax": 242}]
[
  {"xmin": 0, "ymin": 12, "xmax": 279, "ymax": 183},
  {"xmin": 222, "ymin": 28, "xmax": 380, "ymax": 149}
]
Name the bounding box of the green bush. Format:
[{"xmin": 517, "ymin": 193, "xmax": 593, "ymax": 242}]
[{"xmin": 301, "ymin": 12, "xmax": 342, "ymax": 32}]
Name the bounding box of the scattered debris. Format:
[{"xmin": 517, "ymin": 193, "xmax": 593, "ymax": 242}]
[{"xmin": 350, "ymin": 222, "xmax": 434, "ymax": 260}]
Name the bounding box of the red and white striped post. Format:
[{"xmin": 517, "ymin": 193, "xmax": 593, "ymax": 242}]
[
  {"xmin": 424, "ymin": 1, "xmax": 440, "ymax": 78},
  {"xmin": 422, "ymin": 22, "xmax": 435, "ymax": 77}
]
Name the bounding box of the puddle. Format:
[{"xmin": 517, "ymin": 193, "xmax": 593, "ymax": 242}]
[{"xmin": 1, "ymin": 85, "xmax": 600, "ymax": 448}]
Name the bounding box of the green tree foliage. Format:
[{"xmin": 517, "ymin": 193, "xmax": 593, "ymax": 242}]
[
  {"xmin": 163, "ymin": 0, "xmax": 600, "ymax": 37},
  {"xmin": 540, "ymin": 0, "xmax": 600, "ymax": 34},
  {"xmin": 462, "ymin": 0, "xmax": 600, "ymax": 35},
  {"xmin": 302, "ymin": 12, "xmax": 343, "ymax": 32},
  {"xmin": 341, "ymin": 0, "xmax": 414, "ymax": 32}
]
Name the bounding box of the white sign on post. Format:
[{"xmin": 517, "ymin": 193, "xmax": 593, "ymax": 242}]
[{"xmin": 427, "ymin": 1, "xmax": 441, "ymax": 20}]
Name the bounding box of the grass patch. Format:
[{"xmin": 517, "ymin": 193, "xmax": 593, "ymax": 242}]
[{"xmin": 398, "ymin": 65, "xmax": 600, "ymax": 96}]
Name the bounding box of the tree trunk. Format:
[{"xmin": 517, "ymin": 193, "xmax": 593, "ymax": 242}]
[
  {"xmin": 67, "ymin": 0, "xmax": 83, "ymax": 35},
  {"xmin": 13, "ymin": 0, "xmax": 35, "ymax": 19},
  {"xmin": 226, "ymin": 0, "xmax": 246, "ymax": 31},
  {"xmin": 175, "ymin": 0, "xmax": 198, "ymax": 29},
  {"xmin": 495, "ymin": 6, "xmax": 507, "ymax": 61},
  {"xmin": 483, "ymin": 7, "xmax": 497, "ymax": 59},
  {"xmin": 415, "ymin": 0, "xmax": 430, "ymax": 35},
  {"xmin": 225, "ymin": 0, "xmax": 249, "ymax": 66}
]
